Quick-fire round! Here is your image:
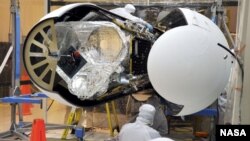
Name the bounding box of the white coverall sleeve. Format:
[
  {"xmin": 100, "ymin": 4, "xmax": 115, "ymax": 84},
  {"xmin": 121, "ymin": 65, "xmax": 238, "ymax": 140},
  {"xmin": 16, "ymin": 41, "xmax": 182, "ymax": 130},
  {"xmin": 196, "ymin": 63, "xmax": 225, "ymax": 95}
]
[
  {"xmin": 118, "ymin": 123, "xmax": 161, "ymax": 141},
  {"xmin": 146, "ymin": 126, "xmax": 162, "ymax": 139}
]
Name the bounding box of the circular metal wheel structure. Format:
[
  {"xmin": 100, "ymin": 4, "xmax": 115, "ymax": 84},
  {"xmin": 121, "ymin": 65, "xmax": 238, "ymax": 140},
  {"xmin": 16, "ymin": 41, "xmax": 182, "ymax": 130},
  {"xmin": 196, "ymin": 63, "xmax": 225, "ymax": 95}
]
[{"xmin": 23, "ymin": 18, "xmax": 58, "ymax": 92}]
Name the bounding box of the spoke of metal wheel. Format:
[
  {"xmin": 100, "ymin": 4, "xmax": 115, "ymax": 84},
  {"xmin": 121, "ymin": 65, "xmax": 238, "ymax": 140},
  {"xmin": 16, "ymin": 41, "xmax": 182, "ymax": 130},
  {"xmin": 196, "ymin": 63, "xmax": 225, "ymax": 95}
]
[
  {"xmin": 49, "ymin": 21, "xmax": 58, "ymax": 52},
  {"xmin": 29, "ymin": 52, "xmax": 46, "ymax": 57},
  {"xmin": 32, "ymin": 40, "xmax": 48, "ymax": 51},
  {"xmin": 49, "ymin": 67, "xmax": 56, "ymax": 87},
  {"xmin": 32, "ymin": 59, "xmax": 48, "ymax": 69},
  {"xmin": 39, "ymin": 65, "xmax": 50, "ymax": 79},
  {"xmin": 40, "ymin": 30, "xmax": 52, "ymax": 46}
]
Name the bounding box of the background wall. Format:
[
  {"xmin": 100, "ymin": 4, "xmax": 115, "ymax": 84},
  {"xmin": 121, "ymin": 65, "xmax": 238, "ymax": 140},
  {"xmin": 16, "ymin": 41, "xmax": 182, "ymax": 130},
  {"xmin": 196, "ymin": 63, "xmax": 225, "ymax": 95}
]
[
  {"xmin": 0, "ymin": 0, "xmax": 238, "ymax": 43},
  {"xmin": 0, "ymin": 0, "xmax": 45, "ymax": 43},
  {"xmin": 0, "ymin": 0, "xmax": 46, "ymax": 97}
]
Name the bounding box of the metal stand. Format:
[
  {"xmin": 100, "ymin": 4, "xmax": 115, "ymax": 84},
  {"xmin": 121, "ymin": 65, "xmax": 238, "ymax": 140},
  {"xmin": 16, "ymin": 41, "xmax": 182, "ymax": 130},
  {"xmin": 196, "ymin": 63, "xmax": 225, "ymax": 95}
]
[
  {"xmin": 0, "ymin": 0, "xmax": 27, "ymax": 140},
  {"xmin": 105, "ymin": 101, "xmax": 120, "ymax": 137},
  {"xmin": 211, "ymin": 0, "xmax": 235, "ymax": 48},
  {"xmin": 0, "ymin": 91, "xmax": 41, "ymax": 140},
  {"xmin": 0, "ymin": 93, "xmax": 84, "ymax": 140},
  {"xmin": 0, "ymin": 105, "xmax": 29, "ymax": 140}
]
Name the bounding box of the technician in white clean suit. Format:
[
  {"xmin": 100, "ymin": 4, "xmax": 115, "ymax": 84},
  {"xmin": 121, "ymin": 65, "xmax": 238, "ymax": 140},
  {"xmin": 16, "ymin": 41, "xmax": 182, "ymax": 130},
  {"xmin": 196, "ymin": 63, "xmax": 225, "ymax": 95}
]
[
  {"xmin": 118, "ymin": 104, "xmax": 161, "ymax": 141},
  {"xmin": 110, "ymin": 4, "xmax": 153, "ymax": 31}
]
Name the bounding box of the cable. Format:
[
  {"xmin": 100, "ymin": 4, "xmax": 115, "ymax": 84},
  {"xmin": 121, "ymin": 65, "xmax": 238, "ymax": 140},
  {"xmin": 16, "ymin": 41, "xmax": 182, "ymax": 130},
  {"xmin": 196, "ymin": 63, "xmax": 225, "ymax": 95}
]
[
  {"xmin": 8, "ymin": 2, "xmax": 12, "ymax": 40},
  {"xmin": 47, "ymin": 100, "xmax": 54, "ymax": 111},
  {"xmin": 217, "ymin": 43, "xmax": 244, "ymax": 78},
  {"xmin": 217, "ymin": 43, "xmax": 244, "ymax": 123},
  {"xmin": 217, "ymin": 43, "xmax": 236, "ymax": 58}
]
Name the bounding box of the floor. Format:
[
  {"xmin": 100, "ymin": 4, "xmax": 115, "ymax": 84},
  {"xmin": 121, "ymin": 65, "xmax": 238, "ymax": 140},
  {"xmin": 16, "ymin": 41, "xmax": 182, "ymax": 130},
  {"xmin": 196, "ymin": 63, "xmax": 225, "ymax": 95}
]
[{"xmin": 0, "ymin": 98, "xmax": 197, "ymax": 141}]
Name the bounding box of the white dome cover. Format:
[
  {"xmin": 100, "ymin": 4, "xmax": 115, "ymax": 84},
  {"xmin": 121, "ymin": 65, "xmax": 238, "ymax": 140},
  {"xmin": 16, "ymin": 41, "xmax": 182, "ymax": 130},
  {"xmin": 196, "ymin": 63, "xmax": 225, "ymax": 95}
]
[{"xmin": 148, "ymin": 8, "xmax": 233, "ymax": 116}]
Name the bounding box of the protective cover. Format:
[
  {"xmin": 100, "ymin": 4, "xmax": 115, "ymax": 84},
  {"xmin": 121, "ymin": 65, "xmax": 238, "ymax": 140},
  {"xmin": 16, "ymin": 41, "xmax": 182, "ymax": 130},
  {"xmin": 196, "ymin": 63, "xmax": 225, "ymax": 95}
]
[
  {"xmin": 148, "ymin": 8, "xmax": 233, "ymax": 116},
  {"xmin": 55, "ymin": 21, "xmax": 129, "ymax": 100}
]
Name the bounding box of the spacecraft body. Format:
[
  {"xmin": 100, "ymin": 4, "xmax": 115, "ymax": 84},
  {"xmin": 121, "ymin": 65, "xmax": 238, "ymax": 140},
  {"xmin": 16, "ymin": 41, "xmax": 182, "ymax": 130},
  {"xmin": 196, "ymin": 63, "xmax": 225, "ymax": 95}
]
[{"xmin": 23, "ymin": 3, "xmax": 233, "ymax": 116}]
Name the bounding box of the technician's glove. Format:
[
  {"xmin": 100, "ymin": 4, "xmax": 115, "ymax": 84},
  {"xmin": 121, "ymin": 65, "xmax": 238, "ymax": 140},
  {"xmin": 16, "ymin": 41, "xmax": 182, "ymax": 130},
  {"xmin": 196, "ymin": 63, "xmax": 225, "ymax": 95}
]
[{"xmin": 146, "ymin": 23, "xmax": 153, "ymax": 32}]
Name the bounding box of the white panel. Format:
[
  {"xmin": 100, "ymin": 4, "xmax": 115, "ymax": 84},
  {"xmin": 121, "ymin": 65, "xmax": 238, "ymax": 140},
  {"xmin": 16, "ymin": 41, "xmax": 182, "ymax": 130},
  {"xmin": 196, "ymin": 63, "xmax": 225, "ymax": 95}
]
[{"xmin": 40, "ymin": 3, "xmax": 96, "ymax": 21}]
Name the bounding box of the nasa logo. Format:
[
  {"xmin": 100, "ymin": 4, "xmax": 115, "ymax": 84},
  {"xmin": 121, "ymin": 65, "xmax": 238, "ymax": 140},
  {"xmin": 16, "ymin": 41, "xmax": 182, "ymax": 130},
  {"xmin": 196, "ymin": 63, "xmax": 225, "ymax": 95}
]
[
  {"xmin": 216, "ymin": 125, "xmax": 250, "ymax": 140},
  {"xmin": 220, "ymin": 129, "xmax": 246, "ymax": 136}
]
